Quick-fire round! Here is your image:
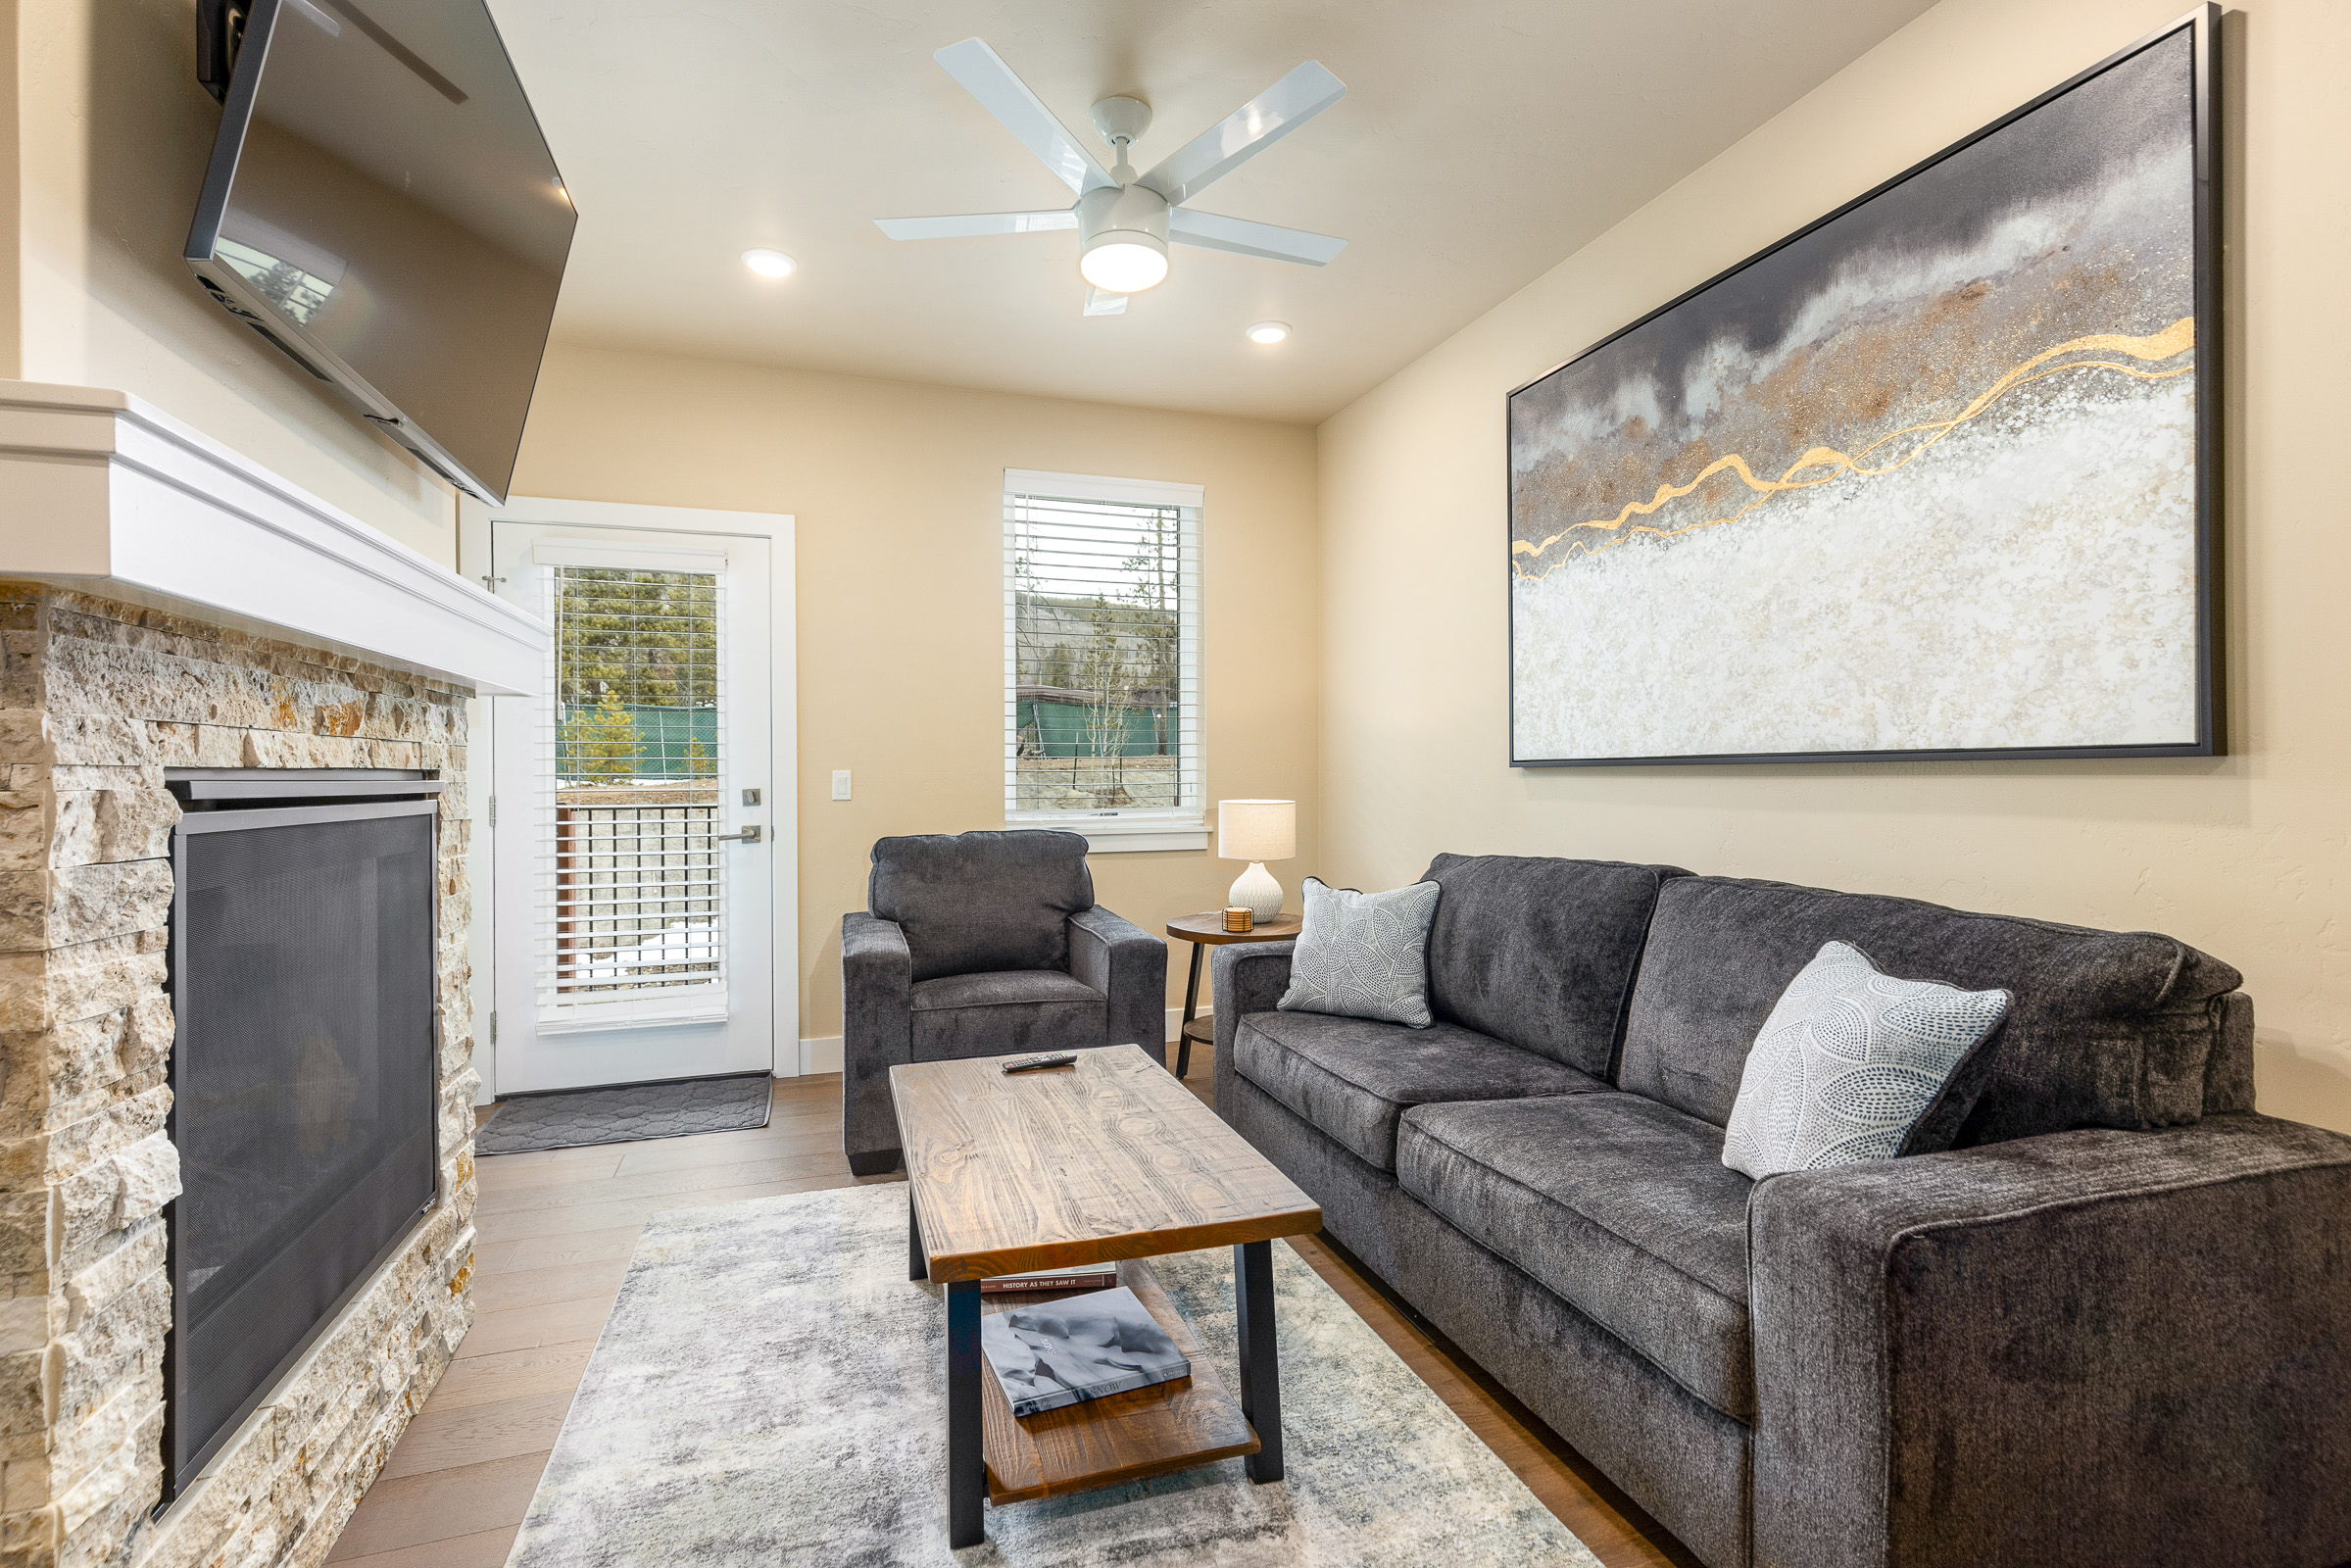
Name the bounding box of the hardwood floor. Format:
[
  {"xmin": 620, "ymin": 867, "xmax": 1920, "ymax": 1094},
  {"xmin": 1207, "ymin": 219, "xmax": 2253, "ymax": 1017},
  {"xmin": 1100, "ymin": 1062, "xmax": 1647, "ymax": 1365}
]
[{"xmin": 327, "ymin": 1056, "xmax": 1697, "ymax": 1567}]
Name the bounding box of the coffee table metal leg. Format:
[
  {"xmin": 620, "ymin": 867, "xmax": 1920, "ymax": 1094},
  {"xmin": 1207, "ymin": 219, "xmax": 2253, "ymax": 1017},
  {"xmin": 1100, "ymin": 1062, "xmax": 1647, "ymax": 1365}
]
[
  {"xmin": 1234, "ymin": 1239, "xmax": 1282, "ymax": 1482},
  {"xmin": 1176, "ymin": 941, "xmax": 1206, "ymax": 1079},
  {"xmin": 946, "ymin": 1279, "xmax": 985, "ymax": 1544},
  {"xmin": 907, "ymin": 1188, "xmax": 926, "ymax": 1282}
]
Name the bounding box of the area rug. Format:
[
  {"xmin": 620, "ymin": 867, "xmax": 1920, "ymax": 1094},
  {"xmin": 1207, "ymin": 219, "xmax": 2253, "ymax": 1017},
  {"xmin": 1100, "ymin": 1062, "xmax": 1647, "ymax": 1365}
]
[
  {"xmin": 473, "ymin": 1072, "xmax": 771, "ymax": 1155},
  {"xmin": 507, "ymin": 1181, "xmax": 1600, "ymax": 1567}
]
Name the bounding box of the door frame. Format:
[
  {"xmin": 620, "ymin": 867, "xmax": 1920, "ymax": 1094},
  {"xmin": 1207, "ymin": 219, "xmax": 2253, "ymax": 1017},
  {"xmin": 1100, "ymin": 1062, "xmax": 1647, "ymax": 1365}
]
[{"xmin": 458, "ymin": 496, "xmax": 798, "ymax": 1101}]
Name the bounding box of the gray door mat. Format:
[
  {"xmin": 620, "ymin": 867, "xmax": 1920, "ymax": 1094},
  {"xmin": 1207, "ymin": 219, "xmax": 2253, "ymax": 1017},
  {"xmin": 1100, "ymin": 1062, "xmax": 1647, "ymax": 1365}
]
[{"xmin": 475, "ymin": 1072, "xmax": 773, "ymax": 1155}]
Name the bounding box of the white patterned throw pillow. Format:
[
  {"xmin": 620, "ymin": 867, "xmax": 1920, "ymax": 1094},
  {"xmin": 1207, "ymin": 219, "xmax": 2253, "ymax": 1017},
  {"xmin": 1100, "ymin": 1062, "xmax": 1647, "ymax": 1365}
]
[
  {"xmin": 1276, "ymin": 876, "xmax": 1441, "ymax": 1028},
  {"xmin": 1721, "ymin": 941, "xmax": 2010, "ymax": 1179}
]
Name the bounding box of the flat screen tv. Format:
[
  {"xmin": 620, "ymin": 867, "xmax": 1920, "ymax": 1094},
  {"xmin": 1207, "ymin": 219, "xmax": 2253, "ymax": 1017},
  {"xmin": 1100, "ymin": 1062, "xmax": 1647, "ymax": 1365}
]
[{"xmin": 185, "ymin": 0, "xmax": 574, "ymax": 504}]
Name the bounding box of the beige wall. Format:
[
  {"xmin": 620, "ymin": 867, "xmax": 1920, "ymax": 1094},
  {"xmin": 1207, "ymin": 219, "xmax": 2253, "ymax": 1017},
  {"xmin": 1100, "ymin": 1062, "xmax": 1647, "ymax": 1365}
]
[
  {"xmin": 1, "ymin": 1, "xmax": 21, "ymax": 379},
  {"xmin": 1317, "ymin": 0, "xmax": 2351, "ymax": 1135},
  {"xmin": 512, "ymin": 343, "xmax": 1320, "ymax": 1044},
  {"xmin": 9, "ymin": 0, "xmax": 456, "ymax": 563}
]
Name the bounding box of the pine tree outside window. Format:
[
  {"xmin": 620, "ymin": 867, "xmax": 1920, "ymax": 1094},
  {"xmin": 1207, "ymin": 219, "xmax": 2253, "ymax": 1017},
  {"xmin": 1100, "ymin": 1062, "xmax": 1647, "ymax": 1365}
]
[{"xmin": 1004, "ymin": 469, "xmax": 1204, "ymax": 853}]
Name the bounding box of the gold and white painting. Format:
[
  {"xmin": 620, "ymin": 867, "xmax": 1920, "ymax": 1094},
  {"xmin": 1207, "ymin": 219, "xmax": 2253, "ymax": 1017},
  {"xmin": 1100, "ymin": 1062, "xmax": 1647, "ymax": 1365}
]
[{"xmin": 1508, "ymin": 18, "xmax": 2213, "ymax": 765}]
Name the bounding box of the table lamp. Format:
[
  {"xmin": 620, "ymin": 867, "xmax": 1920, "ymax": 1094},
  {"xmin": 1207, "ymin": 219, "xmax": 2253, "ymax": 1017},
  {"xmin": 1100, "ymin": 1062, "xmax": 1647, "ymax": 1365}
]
[{"xmin": 1217, "ymin": 800, "xmax": 1297, "ymax": 922}]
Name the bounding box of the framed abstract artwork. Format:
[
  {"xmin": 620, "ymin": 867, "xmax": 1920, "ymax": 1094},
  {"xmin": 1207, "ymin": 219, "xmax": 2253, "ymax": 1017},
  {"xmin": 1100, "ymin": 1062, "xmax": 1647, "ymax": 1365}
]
[{"xmin": 1507, "ymin": 5, "xmax": 2220, "ymax": 766}]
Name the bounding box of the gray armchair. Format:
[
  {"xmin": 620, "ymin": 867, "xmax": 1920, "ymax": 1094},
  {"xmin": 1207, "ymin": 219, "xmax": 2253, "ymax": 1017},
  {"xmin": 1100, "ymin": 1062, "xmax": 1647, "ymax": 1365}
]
[{"xmin": 841, "ymin": 829, "xmax": 1167, "ymax": 1174}]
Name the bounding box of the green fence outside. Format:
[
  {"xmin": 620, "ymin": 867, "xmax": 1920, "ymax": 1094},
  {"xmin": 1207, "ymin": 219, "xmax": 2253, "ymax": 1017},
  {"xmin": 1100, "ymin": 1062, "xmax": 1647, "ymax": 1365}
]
[
  {"xmin": 1016, "ymin": 698, "xmax": 1180, "ymax": 759},
  {"xmin": 558, "ymin": 703, "xmax": 718, "ymax": 780},
  {"xmin": 556, "ymin": 700, "xmax": 1174, "ymax": 776}
]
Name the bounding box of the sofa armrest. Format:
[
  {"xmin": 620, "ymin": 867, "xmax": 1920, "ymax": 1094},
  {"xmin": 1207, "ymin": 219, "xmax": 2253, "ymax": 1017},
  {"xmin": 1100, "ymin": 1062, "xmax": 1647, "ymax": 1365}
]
[
  {"xmin": 840, "ymin": 912, "xmax": 914, "ymax": 1170},
  {"xmin": 1210, "ymin": 941, "xmax": 1294, "ymax": 1120},
  {"xmin": 1067, "ymin": 906, "xmax": 1167, "ymax": 1053},
  {"xmin": 1748, "ymin": 1112, "xmax": 2351, "ymax": 1568}
]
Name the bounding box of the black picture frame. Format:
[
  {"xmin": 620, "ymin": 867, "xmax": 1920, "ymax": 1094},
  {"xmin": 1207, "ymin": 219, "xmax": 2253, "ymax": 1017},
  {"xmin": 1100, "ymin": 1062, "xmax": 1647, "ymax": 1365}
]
[{"xmin": 1506, "ymin": 4, "xmax": 2222, "ymax": 769}]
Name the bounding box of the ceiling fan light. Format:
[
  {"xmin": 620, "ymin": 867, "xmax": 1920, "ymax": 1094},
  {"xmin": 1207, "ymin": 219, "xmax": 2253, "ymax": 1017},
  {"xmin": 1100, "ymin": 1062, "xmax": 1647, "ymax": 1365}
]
[
  {"xmin": 1080, "ymin": 236, "xmax": 1168, "ymax": 294},
  {"xmin": 1247, "ymin": 320, "xmax": 1291, "ymax": 345},
  {"xmin": 741, "ymin": 248, "xmax": 797, "ymax": 278}
]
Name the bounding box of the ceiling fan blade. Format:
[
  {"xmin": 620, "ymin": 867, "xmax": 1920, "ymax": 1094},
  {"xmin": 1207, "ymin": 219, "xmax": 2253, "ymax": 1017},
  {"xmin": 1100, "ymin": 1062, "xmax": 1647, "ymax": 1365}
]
[
  {"xmin": 874, "ymin": 210, "xmax": 1078, "ymax": 240},
  {"xmin": 1137, "ymin": 61, "xmax": 1346, "ymax": 207},
  {"xmin": 934, "ymin": 38, "xmax": 1115, "ymax": 197},
  {"xmin": 1167, "ymin": 208, "xmax": 1347, "ymax": 266},
  {"xmin": 1083, "ymin": 287, "xmax": 1129, "ymax": 317}
]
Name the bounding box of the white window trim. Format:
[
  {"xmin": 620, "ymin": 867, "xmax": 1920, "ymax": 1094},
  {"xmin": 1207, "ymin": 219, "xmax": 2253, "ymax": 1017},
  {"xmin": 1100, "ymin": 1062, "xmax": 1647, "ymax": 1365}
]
[
  {"xmin": 1004, "ymin": 469, "xmax": 1207, "ymax": 855},
  {"xmin": 1005, "ymin": 808, "xmax": 1208, "ymax": 854},
  {"xmin": 1004, "ymin": 468, "xmax": 1204, "ymax": 510}
]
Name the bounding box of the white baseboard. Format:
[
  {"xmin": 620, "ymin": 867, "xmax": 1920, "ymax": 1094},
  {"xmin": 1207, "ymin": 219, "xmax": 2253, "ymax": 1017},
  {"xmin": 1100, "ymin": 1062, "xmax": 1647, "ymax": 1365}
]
[{"xmin": 1165, "ymin": 1006, "xmax": 1184, "ymax": 1044}]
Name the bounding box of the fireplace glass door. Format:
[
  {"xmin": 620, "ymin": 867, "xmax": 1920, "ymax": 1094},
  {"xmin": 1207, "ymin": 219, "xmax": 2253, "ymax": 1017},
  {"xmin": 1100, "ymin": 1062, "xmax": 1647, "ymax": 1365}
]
[{"xmin": 166, "ymin": 797, "xmax": 439, "ymax": 1497}]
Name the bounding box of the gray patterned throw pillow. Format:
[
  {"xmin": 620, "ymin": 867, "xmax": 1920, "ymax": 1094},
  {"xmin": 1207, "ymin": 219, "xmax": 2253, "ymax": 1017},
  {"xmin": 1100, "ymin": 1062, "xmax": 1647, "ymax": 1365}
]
[
  {"xmin": 1721, "ymin": 941, "xmax": 2010, "ymax": 1179},
  {"xmin": 1276, "ymin": 876, "xmax": 1441, "ymax": 1028}
]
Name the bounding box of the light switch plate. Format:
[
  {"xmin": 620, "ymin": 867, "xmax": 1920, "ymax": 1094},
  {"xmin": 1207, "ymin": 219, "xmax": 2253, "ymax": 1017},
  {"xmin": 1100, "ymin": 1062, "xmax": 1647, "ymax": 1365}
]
[{"xmin": 831, "ymin": 769, "xmax": 852, "ymax": 801}]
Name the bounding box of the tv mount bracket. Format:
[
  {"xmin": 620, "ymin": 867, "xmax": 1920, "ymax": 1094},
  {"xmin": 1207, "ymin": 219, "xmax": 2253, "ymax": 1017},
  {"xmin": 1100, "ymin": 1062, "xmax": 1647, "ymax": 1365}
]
[{"xmin": 196, "ymin": 0, "xmax": 253, "ymax": 104}]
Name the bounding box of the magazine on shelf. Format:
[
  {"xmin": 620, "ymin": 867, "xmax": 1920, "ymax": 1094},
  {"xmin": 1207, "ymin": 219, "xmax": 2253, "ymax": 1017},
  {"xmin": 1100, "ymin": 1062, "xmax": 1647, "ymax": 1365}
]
[
  {"xmin": 978, "ymin": 1286, "xmax": 1191, "ymax": 1417},
  {"xmin": 979, "ymin": 1264, "xmax": 1118, "ymax": 1295}
]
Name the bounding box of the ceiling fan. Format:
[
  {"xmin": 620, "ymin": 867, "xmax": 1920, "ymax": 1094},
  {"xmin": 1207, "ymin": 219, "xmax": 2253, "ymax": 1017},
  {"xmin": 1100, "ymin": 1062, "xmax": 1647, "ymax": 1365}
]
[{"xmin": 875, "ymin": 39, "xmax": 1347, "ymax": 316}]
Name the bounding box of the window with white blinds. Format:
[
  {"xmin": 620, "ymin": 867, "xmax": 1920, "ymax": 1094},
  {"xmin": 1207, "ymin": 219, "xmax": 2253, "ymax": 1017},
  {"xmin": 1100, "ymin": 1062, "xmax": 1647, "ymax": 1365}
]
[
  {"xmin": 1004, "ymin": 470, "xmax": 1202, "ymax": 838},
  {"xmin": 530, "ymin": 558, "xmax": 729, "ymax": 1026}
]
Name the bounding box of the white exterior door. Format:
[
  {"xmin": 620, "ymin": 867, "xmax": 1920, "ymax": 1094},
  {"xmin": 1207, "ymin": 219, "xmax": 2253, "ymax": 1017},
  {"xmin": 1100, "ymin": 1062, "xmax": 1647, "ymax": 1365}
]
[{"xmin": 485, "ymin": 508, "xmax": 783, "ymax": 1093}]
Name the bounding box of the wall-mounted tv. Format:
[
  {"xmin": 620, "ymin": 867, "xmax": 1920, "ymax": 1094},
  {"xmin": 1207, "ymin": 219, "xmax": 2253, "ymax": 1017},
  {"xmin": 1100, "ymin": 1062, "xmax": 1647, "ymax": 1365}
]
[{"xmin": 186, "ymin": 0, "xmax": 575, "ymax": 504}]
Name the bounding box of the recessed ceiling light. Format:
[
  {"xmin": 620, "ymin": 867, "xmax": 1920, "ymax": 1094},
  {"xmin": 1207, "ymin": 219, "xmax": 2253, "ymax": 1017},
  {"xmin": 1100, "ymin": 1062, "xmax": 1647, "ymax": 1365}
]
[
  {"xmin": 742, "ymin": 248, "xmax": 797, "ymax": 278},
  {"xmin": 1246, "ymin": 320, "xmax": 1290, "ymax": 345}
]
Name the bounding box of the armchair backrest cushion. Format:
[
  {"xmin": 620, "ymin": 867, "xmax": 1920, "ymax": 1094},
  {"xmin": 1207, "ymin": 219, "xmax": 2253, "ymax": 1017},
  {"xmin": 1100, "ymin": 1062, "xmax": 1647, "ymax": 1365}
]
[
  {"xmin": 1618, "ymin": 875, "xmax": 2247, "ymax": 1145},
  {"xmin": 1417, "ymin": 854, "xmax": 1689, "ymax": 1076},
  {"xmin": 867, "ymin": 830, "xmax": 1095, "ymax": 982}
]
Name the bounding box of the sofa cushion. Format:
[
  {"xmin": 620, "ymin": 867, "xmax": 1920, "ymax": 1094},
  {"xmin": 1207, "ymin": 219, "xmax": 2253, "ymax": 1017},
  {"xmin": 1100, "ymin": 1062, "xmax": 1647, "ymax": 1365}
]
[
  {"xmin": 1418, "ymin": 854, "xmax": 1686, "ymax": 1076},
  {"xmin": 907, "ymin": 970, "xmax": 1104, "ymax": 1060},
  {"xmin": 1232, "ymin": 1009, "xmax": 1605, "ymax": 1172},
  {"xmin": 1399, "ymin": 1092, "xmax": 1756, "ymax": 1419},
  {"xmin": 1721, "ymin": 941, "xmax": 2012, "ymax": 1175},
  {"xmin": 1619, "ymin": 876, "xmax": 2247, "ymax": 1143},
  {"xmin": 1278, "ymin": 876, "xmax": 1442, "ymax": 1027},
  {"xmin": 869, "ymin": 830, "xmax": 1094, "ymax": 982}
]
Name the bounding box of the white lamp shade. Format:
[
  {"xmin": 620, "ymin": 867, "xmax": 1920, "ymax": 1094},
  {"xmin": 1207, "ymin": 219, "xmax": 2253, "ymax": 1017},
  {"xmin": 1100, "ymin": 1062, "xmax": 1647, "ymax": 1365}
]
[{"xmin": 1217, "ymin": 800, "xmax": 1296, "ymax": 863}]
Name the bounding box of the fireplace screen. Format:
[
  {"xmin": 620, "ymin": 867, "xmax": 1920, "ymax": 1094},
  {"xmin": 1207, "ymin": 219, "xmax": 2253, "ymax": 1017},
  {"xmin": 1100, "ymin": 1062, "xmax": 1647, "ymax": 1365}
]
[{"xmin": 166, "ymin": 796, "xmax": 439, "ymax": 1496}]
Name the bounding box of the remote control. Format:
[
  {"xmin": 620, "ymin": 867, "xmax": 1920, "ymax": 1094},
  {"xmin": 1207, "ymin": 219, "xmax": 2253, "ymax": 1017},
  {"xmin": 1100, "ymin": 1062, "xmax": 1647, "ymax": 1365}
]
[{"xmin": 1001, "ymin": 1053, "xmax": 1078, "ymax": 1073}]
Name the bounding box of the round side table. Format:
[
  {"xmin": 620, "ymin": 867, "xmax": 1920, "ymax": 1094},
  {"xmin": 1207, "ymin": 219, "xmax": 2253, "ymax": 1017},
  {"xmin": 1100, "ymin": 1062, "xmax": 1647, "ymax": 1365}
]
[{"xmin": 1163, "ymin": 911, "xmax": 1303, "ymax": 1081}]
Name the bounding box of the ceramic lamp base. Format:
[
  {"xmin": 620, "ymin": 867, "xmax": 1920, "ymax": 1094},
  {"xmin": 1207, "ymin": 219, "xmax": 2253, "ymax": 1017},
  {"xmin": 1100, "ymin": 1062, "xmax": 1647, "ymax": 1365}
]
[{"xmin": 1227, "ymin": 861, "xmax": 1285, "ymax": 923}]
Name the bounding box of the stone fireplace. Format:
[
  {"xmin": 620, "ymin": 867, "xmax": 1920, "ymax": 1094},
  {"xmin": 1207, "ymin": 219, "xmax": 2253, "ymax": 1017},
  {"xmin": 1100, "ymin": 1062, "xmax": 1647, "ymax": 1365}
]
[{"xmin": 0, "ymin": 383, "xmax": 545, "ymax": 1568}]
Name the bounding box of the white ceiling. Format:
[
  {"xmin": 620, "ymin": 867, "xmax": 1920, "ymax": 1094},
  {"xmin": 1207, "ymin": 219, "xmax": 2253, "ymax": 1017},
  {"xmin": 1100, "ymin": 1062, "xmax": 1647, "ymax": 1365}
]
[{"xmin": 490, "ymin": 0, "xmax": 1937, "ymax": 425}]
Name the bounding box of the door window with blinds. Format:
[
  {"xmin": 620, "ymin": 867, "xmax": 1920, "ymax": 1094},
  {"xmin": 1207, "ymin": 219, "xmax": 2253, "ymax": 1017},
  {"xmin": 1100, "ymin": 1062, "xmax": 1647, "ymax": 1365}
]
[
  {"xmin": 1004, "ymin": 469, "xmax": 1203, "ymax": 849},
  {"xmin": 534, "ymin": 546, "xmax": 730, "ymax": 1026}
]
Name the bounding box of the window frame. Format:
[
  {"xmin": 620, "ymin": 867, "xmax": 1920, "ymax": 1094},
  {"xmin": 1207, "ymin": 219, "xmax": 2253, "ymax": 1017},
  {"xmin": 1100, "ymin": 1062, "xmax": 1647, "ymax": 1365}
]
[{"xmin": 1003, "ymin": 467, "xmax": 1206, "ymax": 854}]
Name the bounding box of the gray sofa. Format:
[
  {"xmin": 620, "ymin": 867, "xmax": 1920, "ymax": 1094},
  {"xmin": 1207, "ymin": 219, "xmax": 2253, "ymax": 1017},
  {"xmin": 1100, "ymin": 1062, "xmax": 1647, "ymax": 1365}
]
[
  {"xmin": 841, "ymin": 829, "xmax": 1166, "ymax": 1174},
  {"xmin": 1212, "ymin": 853, "xmax": 2351, "ymax": 1568}
]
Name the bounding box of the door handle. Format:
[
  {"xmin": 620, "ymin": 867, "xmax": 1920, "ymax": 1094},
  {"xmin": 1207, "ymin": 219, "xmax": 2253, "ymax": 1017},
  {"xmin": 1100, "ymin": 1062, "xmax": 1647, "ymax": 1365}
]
[{"xmin": 715, "ymin": 825, "xmax": 762, "ymax": 844}]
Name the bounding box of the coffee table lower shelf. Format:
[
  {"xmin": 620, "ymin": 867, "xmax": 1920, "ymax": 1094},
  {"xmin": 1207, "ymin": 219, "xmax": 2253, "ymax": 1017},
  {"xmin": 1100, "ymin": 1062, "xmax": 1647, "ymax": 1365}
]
[{"xmin": 980, "ymin": 1259, "xmax": 1259, "ymax": 1504}]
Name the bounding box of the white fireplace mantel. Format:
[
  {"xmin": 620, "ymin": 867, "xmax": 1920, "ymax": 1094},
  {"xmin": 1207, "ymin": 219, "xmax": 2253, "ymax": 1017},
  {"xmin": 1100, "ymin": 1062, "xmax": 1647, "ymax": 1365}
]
[{"xmin": 0, "ymin": 380, "xmax": 546, "ymax": 694}]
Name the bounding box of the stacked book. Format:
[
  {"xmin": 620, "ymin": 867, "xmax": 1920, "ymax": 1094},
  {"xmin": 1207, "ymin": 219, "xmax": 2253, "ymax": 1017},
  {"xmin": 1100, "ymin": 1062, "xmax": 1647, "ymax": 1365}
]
[
  {"xmin": 979, "ymin": 1263, "xmax": 1117, "ymax": 1296},
  {"xmin": 978, "ymin": 1286, "xmax": 1192, "ymax": 1417}
]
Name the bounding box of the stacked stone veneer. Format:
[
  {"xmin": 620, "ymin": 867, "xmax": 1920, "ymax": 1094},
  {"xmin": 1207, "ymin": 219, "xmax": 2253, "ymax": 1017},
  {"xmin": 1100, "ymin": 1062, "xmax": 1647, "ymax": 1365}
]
[{"xmin": 0, "ymin": 584, "xmax": 477, "ymax": 1568}]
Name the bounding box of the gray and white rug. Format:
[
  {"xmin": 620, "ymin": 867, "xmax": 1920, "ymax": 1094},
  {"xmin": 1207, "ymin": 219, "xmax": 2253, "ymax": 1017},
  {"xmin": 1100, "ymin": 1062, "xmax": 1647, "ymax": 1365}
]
[
  {"xmin": 475, "ymin": 1073, "xmax": 772, "ymax": 1155},
  {"xmin": 507, "ymin": 1182, "xmax": 1599, "ymax": 1567}
]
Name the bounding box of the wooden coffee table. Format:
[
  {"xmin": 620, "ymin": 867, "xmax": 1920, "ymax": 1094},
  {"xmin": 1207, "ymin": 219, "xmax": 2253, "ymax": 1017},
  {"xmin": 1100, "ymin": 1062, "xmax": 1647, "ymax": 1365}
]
[{"xmin": 890, "ymin": 1044, "xmax": 1323, "ymax": 1548}]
